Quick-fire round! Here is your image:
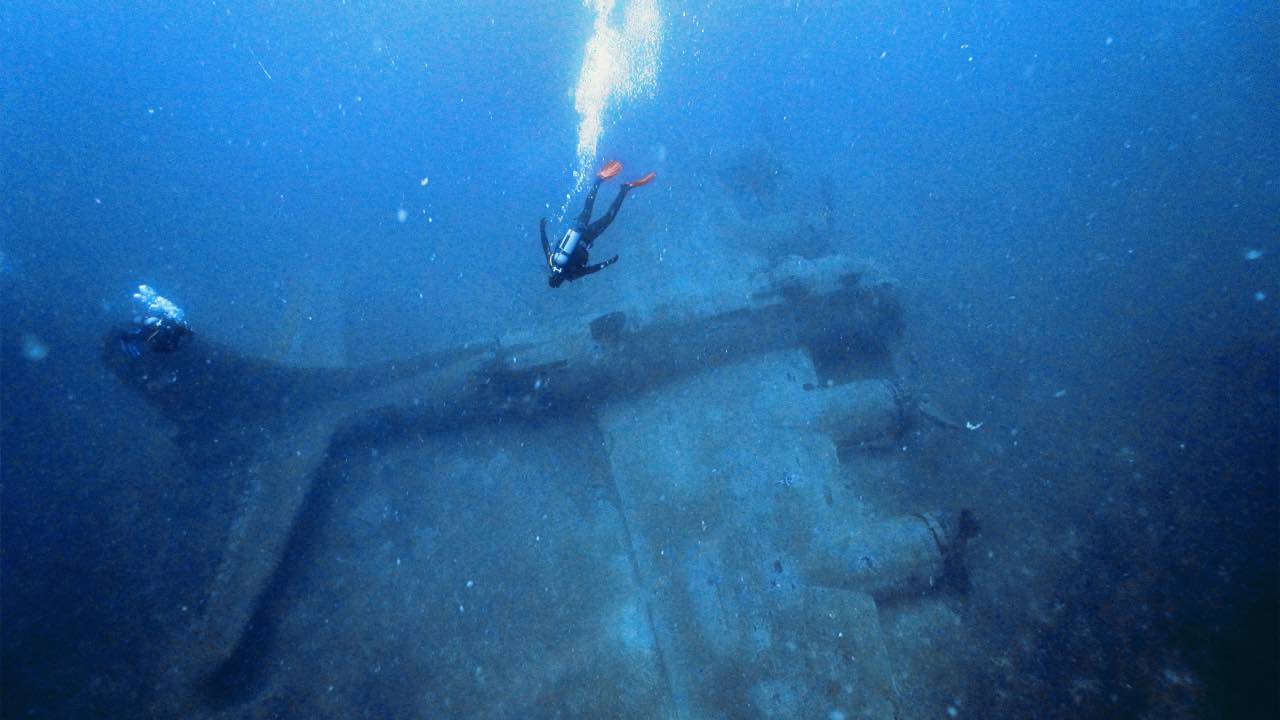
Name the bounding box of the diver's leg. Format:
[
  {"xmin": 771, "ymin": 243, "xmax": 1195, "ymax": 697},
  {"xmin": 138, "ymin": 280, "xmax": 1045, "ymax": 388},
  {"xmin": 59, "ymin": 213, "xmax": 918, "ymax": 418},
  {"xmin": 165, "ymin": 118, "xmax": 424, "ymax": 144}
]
[
  {"xmin": 585, "ymin": 186, "xmax": 631, "ymax": 238},
  {"xmin": 575, "ymin": 179, "xmax": 604, "ymax": 227}
]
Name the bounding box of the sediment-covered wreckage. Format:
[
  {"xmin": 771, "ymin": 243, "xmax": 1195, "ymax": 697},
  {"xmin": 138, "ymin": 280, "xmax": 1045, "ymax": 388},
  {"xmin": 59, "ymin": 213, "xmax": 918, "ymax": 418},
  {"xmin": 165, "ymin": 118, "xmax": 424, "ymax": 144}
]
[{"xmin": 106, "ymin": 254, "xmax": 976, "ymax": 719}]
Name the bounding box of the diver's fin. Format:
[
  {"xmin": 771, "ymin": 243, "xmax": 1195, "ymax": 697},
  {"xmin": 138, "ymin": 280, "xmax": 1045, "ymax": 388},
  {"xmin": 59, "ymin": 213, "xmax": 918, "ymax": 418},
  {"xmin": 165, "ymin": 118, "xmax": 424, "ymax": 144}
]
[
  {"xmin": 625, "ymin": 171, "xmax": 656, "ymax": 188},
  {"xmin": 597, "ymin": 160, "xmax": 623, "ymax": 180}
]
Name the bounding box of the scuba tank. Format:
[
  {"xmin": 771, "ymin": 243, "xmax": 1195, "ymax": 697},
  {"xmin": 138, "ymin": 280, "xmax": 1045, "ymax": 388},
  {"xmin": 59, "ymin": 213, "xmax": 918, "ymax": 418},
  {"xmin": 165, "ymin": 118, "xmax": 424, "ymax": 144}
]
[{"xmin": 549, "ymin": 227, "xmax": 582, "ymax": 272}]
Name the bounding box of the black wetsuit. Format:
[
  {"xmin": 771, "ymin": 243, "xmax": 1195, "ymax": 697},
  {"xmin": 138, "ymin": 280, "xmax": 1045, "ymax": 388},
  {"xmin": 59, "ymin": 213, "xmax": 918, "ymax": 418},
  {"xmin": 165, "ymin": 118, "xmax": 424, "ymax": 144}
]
[
  {"xmin": 542, "ymin": 177, "xmax": 633, "ymax": 287},
  {"xmin": 118, "ymin": 318, "xmax": 192, "ymax": 357}
]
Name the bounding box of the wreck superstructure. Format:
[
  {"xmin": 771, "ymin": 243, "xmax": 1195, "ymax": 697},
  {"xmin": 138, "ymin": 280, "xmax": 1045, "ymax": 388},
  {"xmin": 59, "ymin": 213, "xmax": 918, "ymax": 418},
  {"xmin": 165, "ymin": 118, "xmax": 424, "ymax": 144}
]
[{"xmin": 106, "ymin": 254, "xmax": 974, "ymax": 719}]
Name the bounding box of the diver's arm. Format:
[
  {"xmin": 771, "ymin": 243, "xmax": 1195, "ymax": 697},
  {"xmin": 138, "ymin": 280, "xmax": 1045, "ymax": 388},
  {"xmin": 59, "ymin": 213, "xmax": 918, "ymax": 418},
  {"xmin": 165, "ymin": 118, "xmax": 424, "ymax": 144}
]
[
  {"xmin": 580, "ymin": 255, "xmax": 619, "ymax": 276},
  {"xmin": 539, "ymin": 217, "xmax": 551, "ymax": 260}
]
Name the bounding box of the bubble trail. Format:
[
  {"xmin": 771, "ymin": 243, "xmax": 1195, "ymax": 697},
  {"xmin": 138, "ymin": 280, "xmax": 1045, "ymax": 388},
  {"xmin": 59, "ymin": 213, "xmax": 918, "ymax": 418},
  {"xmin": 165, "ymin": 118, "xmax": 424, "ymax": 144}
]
[{"xmin": 572, "ymin": 0, "xmax": 662, "ymax": 191}]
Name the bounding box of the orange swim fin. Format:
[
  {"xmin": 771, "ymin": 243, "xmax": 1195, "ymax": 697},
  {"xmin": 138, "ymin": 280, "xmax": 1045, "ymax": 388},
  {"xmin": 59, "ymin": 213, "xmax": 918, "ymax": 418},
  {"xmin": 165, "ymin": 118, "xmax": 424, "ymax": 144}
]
[
  {"xmin": 625, "ymin": 171, "xmax": 656, "ymax": 188},
  {"xmin": 597, "ymin": 160, "xmax": 623, "ymax": 180}
]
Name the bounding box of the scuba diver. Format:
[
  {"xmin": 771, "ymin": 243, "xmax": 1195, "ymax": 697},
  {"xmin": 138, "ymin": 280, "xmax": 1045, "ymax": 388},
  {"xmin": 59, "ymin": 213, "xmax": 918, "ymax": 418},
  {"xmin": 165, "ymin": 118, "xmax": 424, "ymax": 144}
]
[
  {"xmin": 118, "ymin": 284, "xmax": 192, "ymax": 357},
  {"xmin": 541, "ymin": 159, "xmax": 656, "ymax": 288}
]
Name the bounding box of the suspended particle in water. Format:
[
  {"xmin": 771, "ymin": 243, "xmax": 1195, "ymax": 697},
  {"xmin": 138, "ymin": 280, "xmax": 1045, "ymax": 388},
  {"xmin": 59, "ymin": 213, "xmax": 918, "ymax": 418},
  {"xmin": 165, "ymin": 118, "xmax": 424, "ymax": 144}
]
[{"xmin": 22, "ymin": 334, "xmax": 49, "ymax": 361}]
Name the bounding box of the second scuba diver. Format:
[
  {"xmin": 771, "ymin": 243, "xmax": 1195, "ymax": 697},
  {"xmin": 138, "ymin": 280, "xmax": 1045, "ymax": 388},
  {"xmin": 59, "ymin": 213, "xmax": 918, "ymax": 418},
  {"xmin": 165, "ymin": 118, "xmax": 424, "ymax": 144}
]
[
  {"xmin": 541, "ymin": 160, "xmax": 655, "ymax": 288},
  {"xmin": 118, "ymin": 284, "xmax": 192, "ymax": 357}
]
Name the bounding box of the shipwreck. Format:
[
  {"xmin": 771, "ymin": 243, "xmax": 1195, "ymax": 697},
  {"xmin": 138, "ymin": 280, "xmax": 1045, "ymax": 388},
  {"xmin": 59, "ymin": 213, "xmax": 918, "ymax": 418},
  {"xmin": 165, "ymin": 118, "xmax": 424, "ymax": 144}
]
[{"xmin": 105, "ymin": 254, "xmax": 976, "ymax": 719}]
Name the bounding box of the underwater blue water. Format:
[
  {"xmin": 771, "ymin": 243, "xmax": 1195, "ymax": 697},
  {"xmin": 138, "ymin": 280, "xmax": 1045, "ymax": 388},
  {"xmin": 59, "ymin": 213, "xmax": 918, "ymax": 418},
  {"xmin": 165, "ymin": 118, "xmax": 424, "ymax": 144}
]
[{"xmin": 2, "ymin": 1, "xmax": 1276, "ymax": 718}]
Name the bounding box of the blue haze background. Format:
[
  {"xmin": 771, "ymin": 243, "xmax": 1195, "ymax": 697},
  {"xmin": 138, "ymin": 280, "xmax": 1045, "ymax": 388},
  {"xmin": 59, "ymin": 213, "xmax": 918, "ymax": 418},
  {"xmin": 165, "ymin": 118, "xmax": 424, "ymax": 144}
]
[{"xmin": 2, "ymin": 1, "xmax": 1276, "ymax": 718}]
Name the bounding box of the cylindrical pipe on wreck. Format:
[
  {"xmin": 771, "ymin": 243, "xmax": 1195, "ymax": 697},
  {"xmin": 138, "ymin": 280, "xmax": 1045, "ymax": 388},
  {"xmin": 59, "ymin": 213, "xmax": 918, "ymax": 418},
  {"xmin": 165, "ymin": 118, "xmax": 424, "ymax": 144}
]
[
  {"xmin": 802, "ymin": 379, "xmax": 905, "ymax": 450},
  {"xmin": 803, "ymin": 510, "xmax": 978, "ymax": 602}
]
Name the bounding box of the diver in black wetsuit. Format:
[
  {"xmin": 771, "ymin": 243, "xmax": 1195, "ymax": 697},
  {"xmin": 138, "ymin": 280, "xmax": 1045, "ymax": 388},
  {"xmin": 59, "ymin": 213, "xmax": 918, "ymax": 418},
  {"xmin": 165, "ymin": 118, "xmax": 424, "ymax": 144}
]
[
  {"xmin": 118, "ymin": 284, "xmax": 192, "ymax": 357},
  {"xmin": 541, "ymin": 159, "xmax": 656, "ymax": 288}
]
